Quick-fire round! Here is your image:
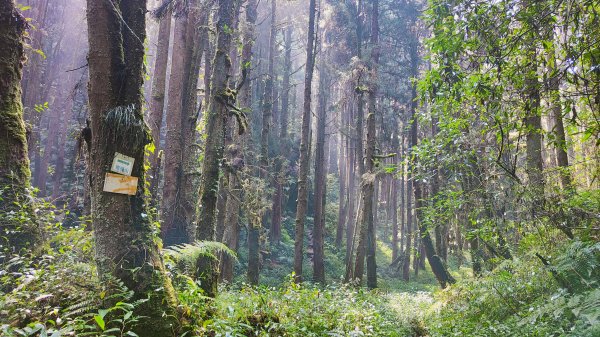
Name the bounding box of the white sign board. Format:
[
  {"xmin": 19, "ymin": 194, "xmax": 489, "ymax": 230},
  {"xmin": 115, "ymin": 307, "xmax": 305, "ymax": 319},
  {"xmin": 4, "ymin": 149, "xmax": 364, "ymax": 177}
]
[
  {"xmin": 111, "ymin": 153, "xmax": 135, "ymax": 176},
  {"xmin": 103, "ymin": 173, "xmax": 138, "ymax": 195}
]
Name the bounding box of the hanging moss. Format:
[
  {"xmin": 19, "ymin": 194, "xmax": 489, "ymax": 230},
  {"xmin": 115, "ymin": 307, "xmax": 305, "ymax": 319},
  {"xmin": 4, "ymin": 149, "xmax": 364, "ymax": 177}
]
[{"xmin": 103, "ymin": 104, "xmax": 151, "ymax": 150}]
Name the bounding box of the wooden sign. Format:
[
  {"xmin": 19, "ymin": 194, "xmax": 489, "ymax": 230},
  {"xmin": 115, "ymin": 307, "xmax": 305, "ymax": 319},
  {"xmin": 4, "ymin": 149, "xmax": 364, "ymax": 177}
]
[
  {"xmin": 111, "ymin": 153, "xmax": 135, "ymax": 176},
  {"xmin": 103, "ymin": 172, "xmax": 138, "ymax": 195}
]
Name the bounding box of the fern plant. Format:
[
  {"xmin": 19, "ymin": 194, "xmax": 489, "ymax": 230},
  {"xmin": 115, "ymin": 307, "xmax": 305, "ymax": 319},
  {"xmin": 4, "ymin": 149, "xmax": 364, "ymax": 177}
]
[{"xmin": 163, "ymin": 240, "xmax": 237, "ymax": 276}]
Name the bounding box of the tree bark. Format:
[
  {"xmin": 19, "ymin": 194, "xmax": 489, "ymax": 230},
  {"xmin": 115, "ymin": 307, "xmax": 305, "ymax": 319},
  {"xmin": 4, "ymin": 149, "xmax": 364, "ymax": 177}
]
[
  {"xmin": 85, "ymin": 0, "xmax": 179, "ymax": 334},
  {"xmin": 548, "ymin": 58, "xmax": 571, "ymax": 189},
  {"xmin": 523, "ymin": 1, "xmax": 544, "ymax": 192},
  {"xmin": 0, "ymin": 0, "xmax": 43, "ymax": 255},
  {"xmin": 196, "ymin": 0, "xmax": 241, "ymax": 296},
  {"xmin": 391, "ymin": 126, "xmax": 399, "ymax": 261},
  {"xmin": 344, "ymin": 103, "xmax": 357, "ymax": 281},
  {"xmin": 313, "ymin": 45, "xmax": 329, "ymax": 284},
  {"xmin": 353, "ymin": 0, "xmax": 379, "ymax": 289},
  {"xmin": 148, "ymin": 12, "xmax": 171, "ymax": 202},
  {"xmin": 161, "ymin": 11, "xmax": 186, "ymax": 243},
  {"xmin": 336, "ymin": 108, "xmax": 347, "ymax": 247},
  {"xmin": 237, "ymin": 0, "xmax": 260, "ymax": 284}
]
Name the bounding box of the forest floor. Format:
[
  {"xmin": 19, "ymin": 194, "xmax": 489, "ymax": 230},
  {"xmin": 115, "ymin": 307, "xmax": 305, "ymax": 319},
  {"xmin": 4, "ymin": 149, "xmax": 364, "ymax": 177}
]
[{"xmin": 2, "ymin": 220, "xmax": 599, "ymax": 336}]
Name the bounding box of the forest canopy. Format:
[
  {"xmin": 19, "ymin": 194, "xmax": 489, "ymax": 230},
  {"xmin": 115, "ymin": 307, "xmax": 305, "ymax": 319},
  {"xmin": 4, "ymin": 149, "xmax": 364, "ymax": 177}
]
[{"xmin": 0, "ymin": 0, "xmax": 599, "ymax": 336}]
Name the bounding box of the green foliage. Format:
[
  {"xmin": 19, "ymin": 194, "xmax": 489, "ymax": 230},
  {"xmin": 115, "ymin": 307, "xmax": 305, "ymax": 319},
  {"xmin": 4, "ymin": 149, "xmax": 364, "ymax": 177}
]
[
  {"xmin": 200, "ymin": 277, "xmax": 413, "ymax": 336},
  {"xmin": 0, "ymin": 225, "xmax": 144, "ymax": 337},
  {"xmin": 426, "ymin": 240, "xmax": 600, "ymax": 337},
  {"xmin": 164, "ymin": 241, "xmax": 237, "ymax": 276}
]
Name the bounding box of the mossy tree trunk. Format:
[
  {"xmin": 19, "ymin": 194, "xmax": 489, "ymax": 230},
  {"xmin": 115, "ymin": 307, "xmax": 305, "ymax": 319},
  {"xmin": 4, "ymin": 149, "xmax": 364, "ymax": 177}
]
[
  {"xmin": 0, "ymin": 0, "xmax": 43, "ymax": 255},
  {"xmin": 235, "ymin": 0, "xmax": 260, "ymax": 286},
  {"xmin": 86, "ymin": 0, "xmax": 179, "ymax": 335},
  {"xmin": 195, "ymin": 0, "xmax": 241, "ymax": 296}
]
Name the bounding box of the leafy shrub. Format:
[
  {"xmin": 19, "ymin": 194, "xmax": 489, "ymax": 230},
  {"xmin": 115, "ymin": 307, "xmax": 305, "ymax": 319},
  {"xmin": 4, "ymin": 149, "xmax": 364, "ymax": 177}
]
[{"xmin": 426, "ymin": 240, "xmax": 600, "ymax": 337}]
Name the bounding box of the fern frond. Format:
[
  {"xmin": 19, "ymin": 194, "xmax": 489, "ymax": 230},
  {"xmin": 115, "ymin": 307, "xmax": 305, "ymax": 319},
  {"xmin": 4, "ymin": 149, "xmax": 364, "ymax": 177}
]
[{"xmin": 163, "ymin": 240, "xmax": 237, "ymax": 264}]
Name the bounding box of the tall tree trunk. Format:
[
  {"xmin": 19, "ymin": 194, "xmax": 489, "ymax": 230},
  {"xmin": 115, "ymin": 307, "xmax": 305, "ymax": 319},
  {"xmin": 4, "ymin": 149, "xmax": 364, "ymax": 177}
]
[
  {"xmin": 85, "ymin": 0, "xmax": 179, "ymax": 334},
  {"xmin": 344, "ymin": 104, "xmax": 357, "ymax": 278},
  {"xmin": 336, "ymin": 109, "xmax": 347, "ymax": 247},
  {"xmin": 262, "ymin": 0, "xmax": 276, "ymax": 247},
  {"xmin": 0, "ymin": 1, "xmax": 43, "ymax": 255},
  {"xmin": 313, "ymin": 47, "xmax": 328, "ymax": 284},
  {"xmin": 402, "ymin": 168, "xmax": 413, "ymax": 281},
  {"xmin": 345, "ymin": 0, "xmax": 366, "ymax": 281},
  {"xmin": 271, "ymin": 20, "xmax": 293, "ymax": 246},
  {"xmin": 161, "ymin": 11, "xmax": 187, "ymax": 243},
  {"xmin": 391, "ymin": 127, "xmax": 399, "ymax": 260},
  {"xmin": 431, "ymin": 117, "xmax": 448, "ymax": 261},
  {"xmin": 548, "ymin": 59, "xmax": 571, "ymax": 189},
  {"xmin": 523, "ymin": 1, "xmax": 544, "ymax": 192},
  {"xmin": 352, "ymin": 0, "xmax": 379, "ymax": 289},
  {"xmin": 181, "ymin": 5, "xmax": 207, "ymax": 241},
  {"xmin": 399, "ymin": 128, "xmax": 406, "ymax": 256},
  {"xmin": 279, "ymin": 21, "xmax": 292, "ymax": 140},
  {"xmin": 293, "ymin": 0, "xmax": 317, "ymax": 282},
  {"xmin": 196, "ymin": 0, "xmax": 241, "ymax": 296},
  {"xmin": 237, "ymin": 0, "xmax": 260, "ymax": 284},
  {"xmin": 148, "ymin": 12, "xmax": 172, "ymax": 201},
  {"xmin": 161, "ymin": 2, "xmax": 205, "ymax": 244}
]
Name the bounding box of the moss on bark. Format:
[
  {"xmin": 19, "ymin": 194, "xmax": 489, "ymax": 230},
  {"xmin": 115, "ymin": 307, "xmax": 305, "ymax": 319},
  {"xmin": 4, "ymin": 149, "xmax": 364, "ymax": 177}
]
[{"xmin": 0, "ymin": 0, "xmax": 43, "ymax": 255}]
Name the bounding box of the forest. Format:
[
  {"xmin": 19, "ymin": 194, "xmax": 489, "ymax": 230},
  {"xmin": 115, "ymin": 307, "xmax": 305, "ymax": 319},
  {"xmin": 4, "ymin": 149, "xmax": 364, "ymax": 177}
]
[{"xmin": 0, "ymin": 0, "xmax": 599, "ymax": 335}]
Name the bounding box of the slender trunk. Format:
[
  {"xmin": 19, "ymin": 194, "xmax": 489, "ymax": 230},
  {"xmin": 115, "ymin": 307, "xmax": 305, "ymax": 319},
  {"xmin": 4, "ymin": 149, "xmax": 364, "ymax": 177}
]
[
  {"xmin": 523, "ymin": 2, "xmax": 544, "ymax": 192},
  {"xmin": 399, "ymin": 130, "xmax": 405, "ymax": 256},
  {"xmin": 336, "ymin": 110, "xmax": 347, "ymax": 247},
  {"xmin": 353, "ymin": 0, "xmax": 379, "ymax": 289},
  {"xmin": 182, "ymin": 8, "xmax": 209, "ymax": 241},
  {"xmin": 148, "ymin": 13, "xmax": 171, "ymax": 201},
  {"xmin": 86, "ymin": 0, "xmax": 179, "ymax": 334},
  {"xmin": 548, "ymin": 63, "xmax": 571, "ymax": 189},
  {"xmin": 391, "ymin": 129, "xmax": 399, "ymax": 260},
  {"xmin": 263, "ymin": 0, "xmax": 277, "ymax": 246},
  {"xmin": 402, "ymin": 169, "xmax": 413, "ymax": 281},
  {"xmin": 279, "ymin": 21, "xmax": 292, "ymax": 140},
  {"xmin": 344, "ymin": 106, "xmax": 357, "ymax": 276},
  {"xmin": 271, "ymin": 21, "xmax": 293, "ymax": 245},
  {"xmin": 313, "ymin": 48, "xmax": 328, "ymax": 284},
  {"xmin": 345, "ymin": 0, "xmax": 365, "ymax": 281},
  {"xmin": 293, "ymin": 0, "xmax": 317, "ymax": 282}
]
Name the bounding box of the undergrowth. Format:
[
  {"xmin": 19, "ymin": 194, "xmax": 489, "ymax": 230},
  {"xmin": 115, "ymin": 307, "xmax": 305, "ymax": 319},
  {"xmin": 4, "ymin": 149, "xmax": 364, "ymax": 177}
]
[
  {"xmin": 199, "ymin": 279, "xmax": 417, "ymax": 337},
  {"xmin": 425, "ymin": 239, "xmax": 600, "ymax": 337}
]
